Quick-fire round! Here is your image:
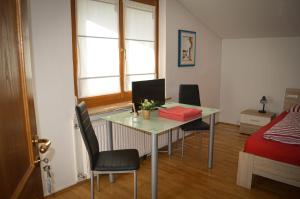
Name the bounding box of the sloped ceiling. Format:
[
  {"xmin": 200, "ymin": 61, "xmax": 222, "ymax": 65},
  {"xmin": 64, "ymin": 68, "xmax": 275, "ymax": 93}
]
[{"xmin": 177, "ymin": 0, "xmax": 300, "ymax": 38}]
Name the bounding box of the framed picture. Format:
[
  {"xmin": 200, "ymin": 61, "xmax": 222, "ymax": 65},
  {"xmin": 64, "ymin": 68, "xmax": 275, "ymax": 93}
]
[{"xmin": 178, "ymin": 30, "xmax": 196, "ymax": 67}]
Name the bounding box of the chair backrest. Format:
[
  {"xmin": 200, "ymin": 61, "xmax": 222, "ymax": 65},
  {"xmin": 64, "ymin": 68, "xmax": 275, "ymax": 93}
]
[
  {"xmin": 179, "ymin": 84, "xmax": 201, "ymax": 106},
  {"xmin": 75, "ymin": 102, "xmax": 99, "ymax": 170}
]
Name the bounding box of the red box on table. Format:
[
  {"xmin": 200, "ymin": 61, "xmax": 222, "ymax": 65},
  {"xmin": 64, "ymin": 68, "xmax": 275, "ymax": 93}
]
[{"xmin": 158, "ymin": 106, "xmax": 202, "ymax": 121}]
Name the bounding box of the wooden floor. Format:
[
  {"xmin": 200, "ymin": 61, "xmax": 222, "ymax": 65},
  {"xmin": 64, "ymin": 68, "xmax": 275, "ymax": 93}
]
[{"xmin": 48, "ymin": 124, "xmax": 300, "ymax": 199}]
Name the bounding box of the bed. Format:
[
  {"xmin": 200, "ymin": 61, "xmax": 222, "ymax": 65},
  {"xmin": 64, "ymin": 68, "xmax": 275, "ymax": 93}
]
[{"xmin": 236, "ymin": 88, "xmax": 300, "ymax": 189}]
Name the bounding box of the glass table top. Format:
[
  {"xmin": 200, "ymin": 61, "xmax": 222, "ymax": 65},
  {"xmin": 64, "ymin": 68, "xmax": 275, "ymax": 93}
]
[{"xmin": 100, "ymin": 102, "xmax": 220, "ymax": 135}]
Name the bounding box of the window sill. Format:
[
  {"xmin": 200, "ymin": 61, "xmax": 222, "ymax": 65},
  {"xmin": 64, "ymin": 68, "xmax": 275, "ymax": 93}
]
[
  {"xmin": 88, "ymin": 101, "xmax": 132, "ymax": 116},
  {"xmin": 87, "ymin": 97, "xmax": 172, "ymax": 116}
]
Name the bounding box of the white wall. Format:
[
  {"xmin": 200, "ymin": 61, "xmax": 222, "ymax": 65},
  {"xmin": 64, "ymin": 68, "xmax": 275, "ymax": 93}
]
[
  {"xmin": 165, "ymin": 0, "xmax": 222, "ymax": 109},
  {"xmin": 220, "ymin": 37, "xmax": 300, "ymax": 124},
  {"xmin": 29, "ymin": 0, "xmax": 77, "ymax": 194}
]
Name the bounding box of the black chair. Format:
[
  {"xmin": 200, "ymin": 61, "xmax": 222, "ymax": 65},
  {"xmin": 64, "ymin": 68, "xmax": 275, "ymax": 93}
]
[
  {"xmin": 75, "ymin": 102, "xmax": 140, "ymax": 199},
  {"xmin": 179, "ymin": 84, "xmax": 210, "ymax": 158}
]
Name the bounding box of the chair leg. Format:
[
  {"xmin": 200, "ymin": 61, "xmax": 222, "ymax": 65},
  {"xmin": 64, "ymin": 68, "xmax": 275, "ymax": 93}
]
[
  {"xmin": 134, "ymin": 171, "xmax": 137, "ymax": 199},
  {"xmin": 97, "ymin": 174, "xmax": 100, "ymax": 192},
  {"xmin": 181, "ymin": 131, "xmax": 185, "ymax": 159},
  {"xmin": 90, "ymin": 171, "xmax": 94, "ymax": 199}
]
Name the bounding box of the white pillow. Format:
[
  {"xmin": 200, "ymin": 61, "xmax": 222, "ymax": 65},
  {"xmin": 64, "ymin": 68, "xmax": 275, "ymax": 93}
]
[{"xmin": 289, "ymin": 104, "xmax": 300, "ymax": 112}]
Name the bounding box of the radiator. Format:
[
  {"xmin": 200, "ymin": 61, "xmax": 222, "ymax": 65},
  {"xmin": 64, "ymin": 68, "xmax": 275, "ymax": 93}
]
[{"xmin": 74, "ymin": 110, "xmax": 184, "ymax": 181}]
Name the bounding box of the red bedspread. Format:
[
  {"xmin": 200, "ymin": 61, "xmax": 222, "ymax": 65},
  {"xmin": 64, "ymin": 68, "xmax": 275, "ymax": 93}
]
[{"xmin": 244, "ymin": 111, "xmax": 300, "ymax": 166}]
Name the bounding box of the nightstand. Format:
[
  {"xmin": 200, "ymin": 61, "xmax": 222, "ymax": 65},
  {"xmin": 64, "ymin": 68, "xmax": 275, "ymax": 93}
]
[{"xmin": 240, "ymin": 109, "xmax": 276, "ymax": 134}]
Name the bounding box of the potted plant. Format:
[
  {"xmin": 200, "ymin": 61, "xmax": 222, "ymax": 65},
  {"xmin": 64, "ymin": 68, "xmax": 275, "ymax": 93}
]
[{"xmin": 140, "ymin": 99, "xmax": 156, "ymax": 119}]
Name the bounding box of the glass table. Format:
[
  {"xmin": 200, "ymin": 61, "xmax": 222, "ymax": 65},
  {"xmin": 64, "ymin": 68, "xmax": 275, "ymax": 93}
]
[{"xmin": 100, "ymin": 102, "xmax": 220, "ymax": 199}]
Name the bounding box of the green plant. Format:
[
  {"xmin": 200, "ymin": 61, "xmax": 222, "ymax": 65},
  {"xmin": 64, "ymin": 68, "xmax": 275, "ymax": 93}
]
[{"xmin": 140, "ymin": 99, "xmax": 156, "ymax": 110}]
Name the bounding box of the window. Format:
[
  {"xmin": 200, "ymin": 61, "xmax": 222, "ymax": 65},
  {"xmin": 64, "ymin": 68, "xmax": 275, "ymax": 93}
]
[{"xmin": 71, "ymin": 0, "xmax": 159, "ymax": 107}]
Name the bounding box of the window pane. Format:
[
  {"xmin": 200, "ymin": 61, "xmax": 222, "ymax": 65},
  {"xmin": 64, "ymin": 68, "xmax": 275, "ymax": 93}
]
[
  {"xmin": 77, "ymin": 0, "xmax": 120, "ymax": 98},
  {"xmin": 79, "ymin": 77, "xmax": 120, "ymax": 98},
  {"xmin": 77, "ymin": 0, "xmax": 119, "ymax": 38},
  {"xmin": 125, "ymin": 0, "xmax": 155, "ymax": 41},
  {"xmin": 125, "ymin": 40, "xmax": 155, "ymax": 75},
  {"xmin": 124, "ymin": 1, "xmax": 156, "ymax": 91},
  {"xmin": 78, "ymin": 37, "xmax": 119, "ymax": 78},
  {"xmin": 126, "ymin": 74, "xmax": 156, "ymax": 91}
]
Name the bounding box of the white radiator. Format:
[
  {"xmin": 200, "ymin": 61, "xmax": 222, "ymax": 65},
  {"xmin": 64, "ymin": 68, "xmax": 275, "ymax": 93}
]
[{"xmin": 74, "ymin": 110, "xmax": 184, "ymax": 181}]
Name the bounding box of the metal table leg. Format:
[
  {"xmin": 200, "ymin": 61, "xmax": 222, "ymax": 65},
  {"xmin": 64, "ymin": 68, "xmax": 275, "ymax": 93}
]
[
  {"xmin": 90, "ymin": 171, "xmax": 94, "ymax": 199},
  {"xmin": 168, "ymin": 130, "xmax": 172, "ymax": 157},
  {"xmin": 208, "ymin": 113, "xmax": 216, "ymax": 169},
  {"xmin": 151, "ymin": 134, "xmax": 158, "ymax": 199},
  {"xmin": 107, "ymin": 121, "xmax": 115, "ymax": 182},
  {"xmin": 177, "ymin": 128, "xmax": 180, "ymax": 145}
]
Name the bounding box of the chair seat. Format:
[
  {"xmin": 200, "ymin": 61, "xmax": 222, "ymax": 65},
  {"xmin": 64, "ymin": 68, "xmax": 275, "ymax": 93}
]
[
  {"xmin": 181, "ymin": 119, "xmax": 210, "ymax": 131},
  {"xmin": 94, "ymin": 149, "xmax": 140, "ymax": 171}
]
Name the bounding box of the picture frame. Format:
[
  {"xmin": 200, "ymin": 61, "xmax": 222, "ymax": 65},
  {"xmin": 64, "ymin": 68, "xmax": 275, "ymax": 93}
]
[{"xmin": 178, "ymin": 30, "xmax": 196, "ymax": 67}]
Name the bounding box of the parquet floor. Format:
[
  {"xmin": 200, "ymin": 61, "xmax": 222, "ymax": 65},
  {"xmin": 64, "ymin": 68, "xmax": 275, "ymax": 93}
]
[{"xmin": 48, "ymin": 124, "xmax": 300, "ymax": 199}]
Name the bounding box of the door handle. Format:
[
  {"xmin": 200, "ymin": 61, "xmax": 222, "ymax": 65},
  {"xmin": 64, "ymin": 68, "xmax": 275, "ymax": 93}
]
[{"xmin": 32, "ymin": 138, "xmax": 51, "ymax": 154}]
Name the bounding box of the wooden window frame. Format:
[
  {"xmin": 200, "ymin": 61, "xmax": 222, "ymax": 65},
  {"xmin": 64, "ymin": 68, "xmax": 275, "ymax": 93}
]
[{"xmin": 71, "ymin": 0, "xmax": 159, "ymax": 108}]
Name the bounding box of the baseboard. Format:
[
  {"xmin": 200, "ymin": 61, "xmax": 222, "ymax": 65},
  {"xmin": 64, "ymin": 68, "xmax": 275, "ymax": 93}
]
[
  {"xmin": 217, "ymin": 122, "xmax": 240, "ymax": 127},
  {"xmin": 44, "ymin": 179, "xmax": 88, "ymax": 198}
]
